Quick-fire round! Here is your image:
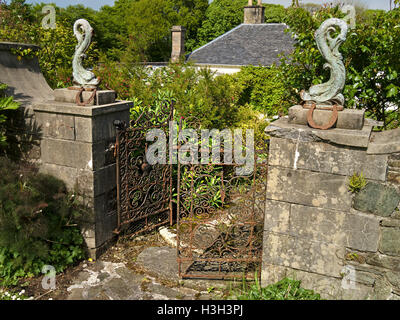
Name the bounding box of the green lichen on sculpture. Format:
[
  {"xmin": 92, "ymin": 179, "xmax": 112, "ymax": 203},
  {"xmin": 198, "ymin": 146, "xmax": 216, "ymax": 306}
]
[
  {"xmin": 72, "ymin": 19, "xmax": 99, "ymax": 88},
  {"xmin": 300, "ymin": 18, "xmax": 348, "ymax": 106}
]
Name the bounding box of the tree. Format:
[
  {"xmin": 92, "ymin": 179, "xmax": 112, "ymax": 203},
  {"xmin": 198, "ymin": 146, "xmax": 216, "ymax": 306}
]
[
  {"xmin": 196, "ymin": 0, "xmax": 248, "ymax": 49},
  {"xmin": 93, "ymin": 0, "xmax": 132, "ymax": 60},
  {"xmin": 97, "ymin": 0, "xmax": 208, "ymax": 62},
  {"xmin": 195, "ymin": 0, "xmax": 285, "ymax": 50}
]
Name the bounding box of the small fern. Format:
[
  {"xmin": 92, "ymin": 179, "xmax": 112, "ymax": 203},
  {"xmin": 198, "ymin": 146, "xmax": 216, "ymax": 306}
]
[{"xmin": 348, "ymin": 172, "xmax": 367, "ymax": 193}]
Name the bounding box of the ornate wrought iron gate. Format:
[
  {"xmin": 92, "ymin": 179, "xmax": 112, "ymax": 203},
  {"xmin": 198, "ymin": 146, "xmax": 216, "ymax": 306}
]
[
  {"xmin": 114, "ymin": 103, "xmax": 267, "ymax": 280},
  {"xmin": 176, "ymin": 140, "xmax": 268, "ymax": 280},
  {"xmin": 114, "ymin": 102, "xmax": 174, "ymax": 235}
]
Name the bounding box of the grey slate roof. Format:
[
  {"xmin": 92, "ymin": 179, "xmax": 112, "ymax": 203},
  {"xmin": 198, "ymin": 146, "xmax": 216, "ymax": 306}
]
[{"xmin": 187, "ymin": 23, "xmax": 295, "ymax": 66}]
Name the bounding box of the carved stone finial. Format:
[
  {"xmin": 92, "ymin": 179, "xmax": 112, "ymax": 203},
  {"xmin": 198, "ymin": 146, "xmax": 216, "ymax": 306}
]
[
  {"xmin": 72, "ymin": 19, "xmax": 99, "ymax": 88},
  {"xmin": 300, "ymin": 18, "xmax": 348, "ymax": 106}
]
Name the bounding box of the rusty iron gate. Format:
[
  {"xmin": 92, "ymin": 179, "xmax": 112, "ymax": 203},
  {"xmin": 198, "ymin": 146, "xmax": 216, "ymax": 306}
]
[
  {"xmin": 114, "ymin": 102, "xmax": 174, "ymax": 236},
  {"xmin": 114, "ymin": 103, "xmax": 268, "ymax": 280},
  {"xmin": 176, "ymin": 136, "xmax": 268, "ymax": 280}
]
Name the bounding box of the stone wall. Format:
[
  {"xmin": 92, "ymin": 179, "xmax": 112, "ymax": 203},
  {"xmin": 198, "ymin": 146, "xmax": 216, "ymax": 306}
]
[{"xmin": 261, "ymin": 116, "xmax": 400, "ymax": 300}]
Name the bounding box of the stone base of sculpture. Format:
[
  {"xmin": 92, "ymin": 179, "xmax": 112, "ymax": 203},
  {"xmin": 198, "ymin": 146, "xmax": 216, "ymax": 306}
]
[
  {"xmin": 288, "ymin": 105, "xmax": 365, "ymax": 130},
  {"xmin": 54, "ymin": 88, "xmax": 116, "ymax": 106}
]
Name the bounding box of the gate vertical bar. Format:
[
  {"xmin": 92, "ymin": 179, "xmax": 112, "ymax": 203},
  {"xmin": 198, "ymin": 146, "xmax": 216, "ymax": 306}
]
[
  {"xmin": 176, "ymin": 116, "xmax": 182, "ymax": 277},
  {"xmin": 114, "ymin": 123, "xmax": 122, "ymax": 234}
]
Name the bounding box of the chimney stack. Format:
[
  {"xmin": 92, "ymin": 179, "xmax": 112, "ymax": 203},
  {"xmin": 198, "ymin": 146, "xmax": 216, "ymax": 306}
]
[
  {"xmin": 243, "ymin": 0, "xmax": 265, "ymax": 24},
  {"xmin": 171, "ymin": 26, "xmax": 186, "ymax": 63}
]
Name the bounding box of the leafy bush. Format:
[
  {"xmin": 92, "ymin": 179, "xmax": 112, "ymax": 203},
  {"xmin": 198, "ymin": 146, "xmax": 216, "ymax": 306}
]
[
  {"xmin": 97, "ymin": 59, "xmax": 247, "ymax": 130},
  {"xmin": 0, "ymin": 158, "xmax": 87, "ymax": 286},
  {"xmin": 225, "ymin": 65, "xmax": 290, "ymax": 116},
  {"xmin": 232, "ymin": 277, "xmax": 321, "ymax": 300}
]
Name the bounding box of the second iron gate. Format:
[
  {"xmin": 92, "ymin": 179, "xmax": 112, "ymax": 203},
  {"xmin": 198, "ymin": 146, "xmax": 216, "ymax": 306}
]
[
  {"xmin": 114, "ymin": 101, "xmax": 174, "ymax": 236},
  {"xmin": 176, "ymin": 131, "xmax": 268, "ymax": 280}
]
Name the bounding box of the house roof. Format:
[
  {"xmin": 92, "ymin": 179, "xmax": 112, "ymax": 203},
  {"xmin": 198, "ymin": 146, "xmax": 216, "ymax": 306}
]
[{"xmin": 187, "ymin": 23, "xmax": 295, "ymax": 67}]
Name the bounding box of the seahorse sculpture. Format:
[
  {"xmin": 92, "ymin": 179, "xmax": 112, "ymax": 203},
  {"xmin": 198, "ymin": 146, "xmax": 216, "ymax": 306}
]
[
  {"xmin": 72, "ymin": 19, "xmax": 99, "ymax": 87},
  {"xmin": 300, "ymin": 18, "xmax": 348, "ymax": 106}
]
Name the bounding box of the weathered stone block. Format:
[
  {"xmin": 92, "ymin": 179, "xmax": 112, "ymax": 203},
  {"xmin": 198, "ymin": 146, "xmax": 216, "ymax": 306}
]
[
  {"xmin": 386, "ymin": 271, "xmax": 400, "ymax": 288},
  {"xmin": 264, "ymin": 200, "xmax": 290, "ymax": 233},
  {"xmin": 75, "ymin": 110, "xmax": 129, "ymax": 143},
  {"xmin": 263, "ymin": 232, "xmax": 345, "ymax": 277},
  {"xmin": 266, "ymin": 166, "xmax": 352, "ymax": 211},
  {"xmin": 388, "ymin": 171, "xmax": 400, "ymax": 184},
  {"xmin": 365, "ymin": 253, "xmax": 400, "ymax": 272},
  {"xmin": 266, "ymin": 117, "xmax": 373, "ymax": 148},
  {"xmin": 77, "ymin": 164, "xmax": 116, "ymax": 198},
  {"xmin": 388, "ymin": 158, "xmax": 400, "ymax": 168},
  {"xmin": 367, "ymin": 128, "xmax": 400, "ymax": 154},
  {"xmin": 371, "ymin": 277, "xmax": 394, "ymax": 300},
  {"xmin": 35, "ymin": 111, "xmax": 75, "ymax": 140},
  {"xmin": 288, "ymin": 204, "xmax": 380, "ymax": 252},
  {"xmin": 41, "ymin": 138, "xmax": 93, "ymax": 169},
  {"xmin": 39, "ymin": 163, "xmax": 79, "ymax": 191},
  {"xmin": 34, "ymin": 100, "xmax": 132, "ymax": 118},
  {"xmin": 288, "ymin": 105, "xmax": 365, "ymax": 130},
  {"xmin": 380, "ymin": 227, "xmax": 400, "ymax": 256},
  {"xmin": 353, "ymin": 182, "xmax": 400, "ymax": 217},
  {"xmin": 269, "ymin": 137, "xmax": 387, "ymax": 181},
  {"xmin": 94, "ymin": 193, "xmax": 117, "ymax": 248},
  {"xmin": 381, "ymin": 218, "xmax": 400, "ymax": 228}
]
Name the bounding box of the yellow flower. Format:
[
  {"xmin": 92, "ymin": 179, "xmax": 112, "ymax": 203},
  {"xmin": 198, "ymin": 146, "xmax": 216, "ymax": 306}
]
[{"xmin": 88, "ymin": 258, "xmax": 93, "ymax": 262}]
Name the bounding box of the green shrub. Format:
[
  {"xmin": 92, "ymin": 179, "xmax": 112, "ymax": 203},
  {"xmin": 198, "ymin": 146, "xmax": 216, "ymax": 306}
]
[
  {"xmin": 231, "ymin": 277, "xmax": 321, "ymax": 300},
  {"xmin": 97, "ymin": 59, "xmax": 245, "ymax": 130},
  {"xmin": 225, "ymin": 65, "xmax": 290, "ymax": 116},
  {"xmin": 0, "ymin": 158, "xmax": 87, "ymax": 286}
]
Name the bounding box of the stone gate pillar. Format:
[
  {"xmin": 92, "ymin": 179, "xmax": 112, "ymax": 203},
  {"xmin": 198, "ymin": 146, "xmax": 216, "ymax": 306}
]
[
  {"xmin": 33, "ymin": 91, "xmax": 132, "ymax": 258},
  {"xmin": 261, "ymin": 109, "xmax": 400, "ymax": 299}
]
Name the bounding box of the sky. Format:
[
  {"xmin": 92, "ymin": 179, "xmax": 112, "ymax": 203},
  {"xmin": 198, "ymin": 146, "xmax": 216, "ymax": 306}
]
[{"xmin": 25, "ymin": 0, "xmax": 391, "ymax": 11}]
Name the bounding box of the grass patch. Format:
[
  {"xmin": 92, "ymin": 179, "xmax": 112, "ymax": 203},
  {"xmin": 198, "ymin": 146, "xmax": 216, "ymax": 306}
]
[{"xmin": 229, "ymin": 277, "xmax": 321, "ymax": 300}]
